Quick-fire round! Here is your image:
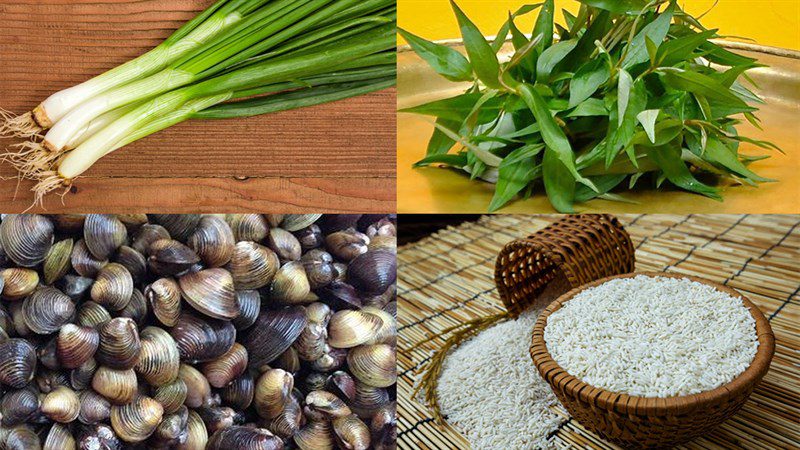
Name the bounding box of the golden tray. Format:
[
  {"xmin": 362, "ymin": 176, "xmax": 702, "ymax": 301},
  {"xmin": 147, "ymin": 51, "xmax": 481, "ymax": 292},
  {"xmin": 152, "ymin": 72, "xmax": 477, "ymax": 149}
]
[{"xmin": 397, "ymin": 39, "xmax": 800, "ymax": 213}]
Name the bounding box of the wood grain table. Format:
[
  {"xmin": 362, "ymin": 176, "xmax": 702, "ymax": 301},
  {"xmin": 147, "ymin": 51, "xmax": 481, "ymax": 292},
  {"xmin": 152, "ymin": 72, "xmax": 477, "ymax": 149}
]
[{"xmin": 0, "ymin": 0, "xmax": 396, "ymax": 213}]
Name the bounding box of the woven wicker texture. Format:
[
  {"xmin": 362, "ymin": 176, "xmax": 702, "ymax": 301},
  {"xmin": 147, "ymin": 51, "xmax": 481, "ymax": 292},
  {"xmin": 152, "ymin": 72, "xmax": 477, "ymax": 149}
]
[
  {"xmin": 398, "ymin": 215, "xmax": 800, "ymax": 450},
  {"xmin": 530, "ymin": 272, "xmax": 775, "ymax": 449},
  {"xmin": 495, "ymin": 214, "xmax": 635, "ymax": 317}
]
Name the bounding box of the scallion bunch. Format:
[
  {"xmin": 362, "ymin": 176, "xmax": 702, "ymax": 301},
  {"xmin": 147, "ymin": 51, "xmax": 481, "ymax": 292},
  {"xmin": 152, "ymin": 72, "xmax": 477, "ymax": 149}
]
[
  {"xmin": 400, "ymin": 0, "xmax": 778, "ymax": 212},
  {"xmin": 0, "ymin": 0, "xmax": 396, "ymax": 204}
]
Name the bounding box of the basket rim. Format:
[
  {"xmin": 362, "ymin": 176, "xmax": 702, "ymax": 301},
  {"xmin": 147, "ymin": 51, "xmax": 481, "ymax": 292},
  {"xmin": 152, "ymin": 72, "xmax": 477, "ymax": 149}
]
[{"xmin": 530, "ymin": 271, "xmax": 775, "ymax": 416}]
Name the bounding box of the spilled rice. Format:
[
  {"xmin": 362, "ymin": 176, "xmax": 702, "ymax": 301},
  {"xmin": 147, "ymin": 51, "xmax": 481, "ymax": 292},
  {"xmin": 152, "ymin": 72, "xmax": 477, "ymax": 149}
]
[
  {"xmin": 545, "ymin": 276, "xmax": 759, "ymax": 398},
  {"xmin": 434, "ymin": 309, "xmax": 565, "ymax": 449}
]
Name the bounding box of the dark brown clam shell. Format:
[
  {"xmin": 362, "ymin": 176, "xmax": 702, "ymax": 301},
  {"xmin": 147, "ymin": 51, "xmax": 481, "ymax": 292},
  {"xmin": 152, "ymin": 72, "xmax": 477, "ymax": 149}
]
[
  {"xmin": 96, "ymin": 318, "xmax": 141, "ymax": 370},
  {"xmin": 22, "ymin": 286, "xmax": 75, "ymax": 335},
  {"xmin": 317, "ymin": 281, "xmax": 362, "ymax": 310},
  {"xmin": 119, "ymin": 288, "xmax": 148, "ymax": 326},
  {"xmin": 207, "ymin": 426, "xmax": 283, "ymax": 450},
  {"xmin": 115, "ymin": 245, "xmax": 147, "ymax": 283},
  {"xmin": 56, "ymin": 274, "xmax": 94, "ymax": 301},
  {"xmin": 241, "ymin": 307, "xmax": 307, "ymax": 370},
  {"xmin": 201, "ymin": 343, "xmax": 248, "ymax": 388},
  {"xmin": 78, "ymin": 389, "xmax": 111, "ymax": 425},
  {"xmin": 148, "ymin": 214, "xmax": 201, "ymax": 241},
  {"xmin": 267, "ymin": 228, "xmax": 302, "ymax": 262},
  {"xmin": 0, "ymin": 214, "xmax": 54, "ymax": 267},
  {"xmin": 1, "ymin": 388, "xmax": 40, "ymax": 426},
  {"xmin": 148, "ymin": 239, "xmax": 201, "ymax": 277},
  {"xmin": 188, "ymin": 215, "xmax": 235, "ymax": 268},
  {"xmin": 347, "ymin": 250, "xmax": 397, "ymax": 294},
  {"xmin": 57, "ymin": 324, "xmax": 100, "ymax": 369},
  {"xmin": 84, "ymin": 214, "xmax": 127, "ymax": 260},
  {"xmin": 232, "ymin": 290, "xmax": 260, "ymax": 330},
  {"xmin": 228, "ymin": 242, "xmax": 279, "ymax": 290},
  {"xmin": 146, "ymin": 278, "xmax": 182, "ymax": 327},
  {"xmin": 226, "ymin": 214, "xmax": 269, "ymax": 242},
  {"xmin": 71, "ymin": 238, "xmax": 108, "ymax": 278},
  {"xmin": 90, "ymin": 262, "xmax": 134, "ymax": 312},
  {"xmin": 131, "ymin": 223, "xmax": 171, "ymax": 255},
  {"xmin": 169, "ymin": 313, "xmax": 236, "ymax": 363},
  {"xmin": 179, "ymin": 268, "xmax": 239, "ymax": 320},
  {"xmin": 196, "ymin": 406, "xmax": 244, "ymax": 434},
  {"xmin": 220, "ymin": 372, "xmax": 254, "ymax": 411}
]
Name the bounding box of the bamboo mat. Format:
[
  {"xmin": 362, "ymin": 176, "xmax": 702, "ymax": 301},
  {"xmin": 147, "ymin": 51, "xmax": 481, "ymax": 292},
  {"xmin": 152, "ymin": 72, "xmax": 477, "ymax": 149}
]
[{"xmin": 398, "ymin": 215, "xmax": 800, "ymax": 450}]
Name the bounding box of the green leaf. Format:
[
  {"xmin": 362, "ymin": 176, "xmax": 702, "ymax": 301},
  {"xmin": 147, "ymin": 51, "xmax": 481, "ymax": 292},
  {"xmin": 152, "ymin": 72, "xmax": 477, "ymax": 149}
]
[
  {"xmin": 636, "ymin": 109, "xmax": 660, "ymax": 143},
  {"xmin": 701, "ymin": 136, "xmax": 774, "ymax": 182},
  {"xmin": 660, "ymin": 68, "xmax": 749, "ymax": 108},
  {"xmin": 532, "ymin": 0, "xmax": 555, "ymax": 50},
  {"xmin": 622, "ymin": 2, "xmax": 674, "ymax": 69},
  {"xmin": 656, "ymin": 29, "xmax": 717, "ymax": 67},
  {"xmin": 542, "ymin": 146, "xmax": 576, "ymax": 213},
  {"xmin": 576, "ymin": 0, "xmax": 648, "ymax": 14},
  {"xmin": 536, "ymin": 39, "xmax": 578, "ymax": 82},
  {"xmin": 425, "ymin": 118, "xmax": 460, "ymax": 156},
  {"xmin": 517, "ymin": 84, "xmax": 597, "ymax": 191},
  {"xmin": 491, "ymin": 3, "xmax": 544, "ymax": 52},
  {"xmin": 617, "ymin": 69, "xmax": 633, "ymax": 126},
  {"xmin": 700, "ymin": 41, "xmax": 758, "ymax": 67},
  {"xmin": 575, "ymin": 174, "xmax": 627, "ymax": 202},
  {"xmin": 450, "ymin": 0, "xmax": 501, "ymax": 89},
  {"xmin": 401, "ymin": 93, "xmax": 505, "ymax": 123},
  {"xmin": 568, "ymin": 59, "xmax": 610, "ymax": 108},
  {"xmin": 398, "ymin": 29, "xmax": 473, "ymax": 82},
  {"xmin": 645, "ymin": 143, "xmax": 722, "ymax": 200},
  {"xmin": 608, "ymin": 77, "xmax": 648, "ymax": 165},
  {"xmin": 628, "ymin": 118, "xmax": 683, "ymax": 147},
  {"xmin": 645, "ymin": 36, "xmax": 658, "ymax": 67},
  {"xmin": 488, "ymin": 144, "xmax": 544, "ymax": 211},
  {"xmin": 414, "ymin": 153, "xmax": 468, "ymax": 168},
  {"xmin": 566, "ymin": 98, "xmax": 607, "ymax": 117}
]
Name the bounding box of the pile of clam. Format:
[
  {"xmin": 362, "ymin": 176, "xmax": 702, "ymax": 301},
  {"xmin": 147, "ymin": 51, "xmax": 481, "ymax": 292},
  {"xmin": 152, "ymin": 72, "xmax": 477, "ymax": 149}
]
[{"xmin": 0, "ymin": 214, "xmax": 397, "ymax": 450}]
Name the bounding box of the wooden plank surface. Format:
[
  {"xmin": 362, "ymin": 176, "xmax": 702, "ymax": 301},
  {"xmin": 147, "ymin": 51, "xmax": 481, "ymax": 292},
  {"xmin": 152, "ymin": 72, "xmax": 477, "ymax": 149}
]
[{"xmin": 0, "ymin": 0, "xmax": 396, "ymax": 212}]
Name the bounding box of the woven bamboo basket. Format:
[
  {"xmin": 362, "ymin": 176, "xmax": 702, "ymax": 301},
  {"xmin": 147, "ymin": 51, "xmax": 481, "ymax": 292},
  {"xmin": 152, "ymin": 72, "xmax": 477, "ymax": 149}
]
[
  {"xmin": 495, "ymin": 214, "xmax": 635, "ymax": 317},
  {"xmin": 530, "ymin": 272, "xmax": 776, "ymax": 449}
]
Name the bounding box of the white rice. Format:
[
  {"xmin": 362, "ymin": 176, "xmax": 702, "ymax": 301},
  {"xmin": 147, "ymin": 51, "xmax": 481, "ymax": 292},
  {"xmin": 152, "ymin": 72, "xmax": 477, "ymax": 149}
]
[
  {"xmin": 544, "ymin": 275, "xmax": 759, "ymax": 398},
  {"xmin": 435, "ymin": 309, "xmax": 565, "ymax": 450}
]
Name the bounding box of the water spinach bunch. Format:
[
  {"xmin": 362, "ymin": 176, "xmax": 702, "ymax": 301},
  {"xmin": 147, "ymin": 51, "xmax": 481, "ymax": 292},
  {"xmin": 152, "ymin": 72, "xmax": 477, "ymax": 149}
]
[
  {"xmin": 400, "ymin": 0, "xmax": 778, "ymax": 212},
  {"xmin": 0, "ymin": 0, "xmax": 396, "ymax": 204}
]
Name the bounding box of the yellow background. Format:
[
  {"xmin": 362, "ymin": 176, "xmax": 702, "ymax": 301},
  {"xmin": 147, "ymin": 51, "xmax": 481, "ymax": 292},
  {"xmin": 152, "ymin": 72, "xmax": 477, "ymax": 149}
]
[{"xmin": 399, "ymin": 1, "xmax": 800, "ymax": 50}]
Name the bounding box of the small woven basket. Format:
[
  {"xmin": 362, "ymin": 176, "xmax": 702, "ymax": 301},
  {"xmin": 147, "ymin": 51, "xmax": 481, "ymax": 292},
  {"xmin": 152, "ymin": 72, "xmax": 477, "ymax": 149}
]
[
  {"xmin": 495, "ymin": 214, "xmax": 635, "ymax": 316},
  {"xmin": 530, "ymin": 272, "xmax": 776, "ymax": 449}
]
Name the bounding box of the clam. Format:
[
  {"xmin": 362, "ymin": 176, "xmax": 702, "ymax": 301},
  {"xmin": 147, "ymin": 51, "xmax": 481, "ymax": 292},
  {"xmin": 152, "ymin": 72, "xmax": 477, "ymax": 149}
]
[
  {"xmin": 136, "ymin": 326, "xmax": 180, "ymax": 386},
  {"xmin": 70, "ymin": 357, "xmax": 98, "ymax": 390},
  {"xmin": 220, "ymin": 372, "xmax": 254, "ymax": 411},
  {"xmin": 71, "ymin": 238, "xmax": 108, "ymax": 278},
  {"xmin": 370, "ymin": 402, "xmax": 397, "ymax": 450},
  {"xmin": 179, "ymin": 268, "xmax": 239, "ymax": 320},
  {"xmin": 298, "ymin": 372, "xmax": 328, "ymax": 395},
  {"xmin": 306, "ymin": 390, "xmax": 352, "ymax": 418},
  {"xmin": 325, "ymin": 228, "xmax": 369, "ymax": 261},
  {"xmin": 1, "ymin": 388, "xmax": 40, "ymax": 426},
  {"xmin": 295, "ymin": 303, "xmax": 331, "ymax": 361},
  {"xmin": 265, "ymin": 214, "xmax": 284, "ymax": 228},
  {"xmin": 92, "ymin": 366, "xmax": 138, "ymax": 405},
  {"xmin": 41, "ymin": 386, "xmax": 81, "ymax": 423},
  {"xmin": 319, "ymin": 215, "xmax": 362, "ymax": 233},
  {"xmin": 8, "ymin": 302, "xmax": 32, "ymax": 337},
  {"xmin": 148, "ymin": 214, "xmax": 201, "ymax": 241},
  {"xmin": 317, "ymin": 281, "xmax": 362, "ymax": 310},
  {"xmin": 326, "ymin": 371, "xmax": 356, "ymax": 402},
  {"xmin": 201, "ymin": 342, "xmax": 248, "ymax": 388},
  {"xmin": 57, "ymin": 274, "xmax": 94, "ymax": 301},
  {"xmin": 119, "ymin": 288, "xmax": 148, "ymax": 326},
  {"xmin": 294, "ymin": 416, "xmax": 335, "ymax": 450},
  {"xmin": 77, "ymin": 424, "xmax": 122, "ymax": 450},
  {"xmin": 347, "ymin": 250, "xmax": 396, "ymax": 294},
  {"xmin": 178, "ymin": 364, "xmax": 212, "ymax": 409},
  {"xmin": 84, "ymin": 214, "xmax": 127, "ymax": 260},
  {"xmin": 169, "ymin": 313, "xmax": 237, "ymax": 363},
  {"xmin": 22, "ymin": 287, "xmax": 75, "ymax": 335},
  {"xmin": 333, "ymin": 262, "xmax": 348, "ymax": 281},
  {"xmin": 146, "ymin": 278, "xmax": 182, "ymax": 327},
  {"xmin": 254, "ymin": 368, "xmax": 293, "ymax": 419},
  {"xmin": 96, "ymin": 318, "xmax": 141, "ymax": 370},
  {"xmin": 0, "ymin": 214, "xmax": 54, "ymax": 267},
  {"xmin": 152, "ymin": 378, "xmax": 188, "ymax": 414},
  {"xmin": 226, "ymin": 214, "xmax": 269, "ymax": 242},
  {"xmin": 57, "ymin": 324, "xmax": 99, "ymax": 369},
  {"xmin": 273, "ymin": 346, "xmax": 301, "ymax": 374},
  {"xmin": 90, "ymin": 263, "xmax": 134, "ymax": 311},
  {"xmin": 333, "ymin": 414, "xmax": 371, "ymax": 450},
  {"xmin": 51, "ymin": 214, "xmax": 85, "ymax": 232},
  {"xmin": 327, "ymin": 310, "xmax": 381, "ymax": 349},
  {"xmin": 115, "ymin": 245, "xmax": 147, "ymax": 283},
  {"xmin": 117, "ymin": 214, "xmax": 149, "ymax": 230},
  {"xmin": 44, "ymin": 238, "xmax": 74, "ymax": 285},
  {"xmin": 131, "ymin": 223, "xmax": 171, "ymax": 255},
  {"xmin": 363, "ymin": 284, "xmax": 396, "ymax": 310},
  {"xmin": 188, "ymin": 215, "xmax": 235, "ymax": 268},
  {"xmin": 110, "ymin": 396, "xmax": 164, "ymax": 443},
  {"xmin": 362, "ymin": 306, "xmax": 397, "ymax": 345},
  {"xmin": 301, "ymin": 249, "xmax": 336, "ymax": 289},
  {"xmin": 310, "ymin": 345, "xmax": 348, "ymax": 372},
  {"xmin": 3, "ymin": 425, "xmax": 41, "ymax": 450},
  {"xmin": 295, "ymin": 224, "xmax": 323, "ymax": 250},
  {"xmin": 268, "ymin": 228, "xmax": 302, "ymax": 262},
  {"xmin": 206, "ymin": 426, "xmax": 283, "ymax": 450},
  {"xmin": 347, "ymin": 345, "xmax": 396, "ymax": 388},
  {"xmin": 266, "ymin": 394, "xmax": 302, "ymax": 439},
  {"xmin": 228, "ymin": 241, "xmax": 279, "ymax": 290},
  {"xmin": 269, "ymin": 261, "xmax": 311, "ymax": 304},
  {"xmin": 147, "ymin": 239, "xmax": 201, "ymax": 276},
  {"xmin": 365, "ymin": 218, "xmax": 396, "ymax": 238},
  {"xmin": 44, "ymin": 422, "xmax": 75, "ymax": 450},
  {"xmin": 76, "ymin": 301, "xmax": 112, "ymax": 328},
  {"xmin": 281, "ymin": 214, "xmax": 322, "ymax": 232},
  {"xmin": 78, "ymin": 389, "xmax": 111, "ymax": 424},
  {"xmin": 196, "ymin": 406, "xmax": 243, "ymax": 434},
  {"xmin": 242, "ymin": 307, "xmax": 307, "ymax": 370},
  {"xmin": 232, "ymin": 290, "xmax": 260, "ymax": 330},
  {"xmin": 177, "ymin": 409, "xmax": 209, "ymax": 450},
  {"xmin": 36, "ymin": 368, "xmax": 70, "ymax": 393},
  {"xmin": 151, "ymin": 405, "xmax": 188, "ymax": 448},
  {"xmin": 368, "ymin": 235, "xmax": 397, "ymax": 253},
  {"xmin": 38, "ymin": 337, "xmax": 61, "ymax": 370},
  {"xmin": 1, "ymin": 267, "xmax": 39, "ymax": 300}
]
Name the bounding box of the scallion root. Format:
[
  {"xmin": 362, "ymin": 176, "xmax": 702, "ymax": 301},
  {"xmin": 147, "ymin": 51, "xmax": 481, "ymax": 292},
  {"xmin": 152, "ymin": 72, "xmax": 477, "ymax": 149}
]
[
  {"xmin": 0, "ymin": 141, "xmax": 62, "ymax": 179},
  {"xmin": 0, "ymin": 109, "xmax": 43, "ymax": 138},
  {"xmin": 31, "ymin": 170, "xmax": 72, "ymax": 209}
]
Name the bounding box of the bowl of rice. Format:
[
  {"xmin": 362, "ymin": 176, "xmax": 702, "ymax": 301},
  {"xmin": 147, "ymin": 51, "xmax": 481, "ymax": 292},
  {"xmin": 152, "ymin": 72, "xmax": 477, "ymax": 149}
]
[{"xmin": 530, "ymin": 272, "xmax": 775, "ymax": 449}]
